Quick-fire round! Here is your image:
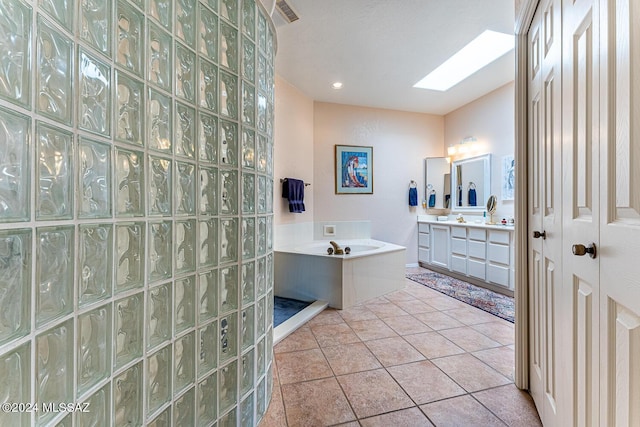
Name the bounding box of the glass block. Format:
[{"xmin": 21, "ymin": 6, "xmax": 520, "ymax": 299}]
[
  {"xmin": 199, "ymin": 58, "xmax": 218, "ymax": 112},
  {"xmin": 176, "ymin": 162, "xmax": 196, "ymax": 214},
  {"xmin": 206, "ymin": 0, "xmax": 219, "ymax": 14},
  {"xmin": 256, "ymin": 299, "xmax": 265, "ymax": 338},
  {"xmin": 149, "ymin": 0, "xmax": 171, "ymax": 30},
  {"xmin": 219, "ymin": 265, "xmax": 238, "ymax": 314},
  {"xmin": 0, "ymin": 108, "xmax": 30, "ymax": 222},
  {"xmin": 242, "ymin": 82, "xmax": 255, "ymax": 127},
  {"xmin": 149, "ymin": 221, "xmax": 172, "ymax": 282},
  {"xmin": 267, "ymin": 215, "xmax": 273, "ymax": 249},
  {"xmin": 218, "ymin": 360, "xmax": 237, "ymax": 413},
  {"xmin": 242, "ymin": 173, "xmax": 255, "ymax": 215},
  {"xmin": 257, "ymin": 133, "xmax": 267, "ymax": 172},
  {"xmin": 77, "ymin": 383, "xmax": 110, "ymax": 427},
  {"xmin": 198, "ymin": 4, "xmax": 218, "ymax": 60},
  {"xmin": 36, "ymin": 226, "xmax": 73, "ymax": 326},
  {"xmin": 220, "ymin": 217, "xmax": 238, "ymax": 262},
  {"xmin": 256, "ymin": 377, "xmax": 266, "ymax": 419},
  {"xmin": 148, "ymin": 22, "xmax": 172, "ymax": 90},
  {"xmin": 0, "ymin": 229, "xmax": 30, "ymax": 346},
  {"xmin": 257, "ymin": 12, "xmax": 266, "ymax": 52},
  {"xmin": 56, "ymin": 414, "xmax": 72, "ymax": 427},
  {"xmin": 40, "ymin": 0, "xmax": 73, "ymax": 30},
  {"xmin": 79, "ymin": 138, "xmax": 111, "ymax": 218},
  {"xmin": 79, "ymin": 49, "xmax": 111, "ymax": 135},
  {"xmin": 267, "ymin": 101, "xmax": 274, "ymax": 136},
  {"xmin": 220, "ymin": 71, "xmax": 237, "ymax": 119},
  {"xmin": 114, "ymin": 293, "xmax": 143, "ymax": 368},
  {"xmin": 242, "ymin": 218, "xmax": 255, "ymax": 260},
  {"xmin": 266, "ymin": 252, "xmax": 274, "ymax": 291},
  {"xmin": 115, "ymin": 222, "xmax": 145, "ymax": 291},
  {"xmin": 149, "ymin": 155, "xmax": 172, "ymax": 215},
  {"xmin": 0, "ymin": 1, "xmax": 31, "ymax": 107},
  {"xmin": 197, "ymin": 374, "xmax": 217, "ymax": 425},
  {"xmin": 147, "ymin": 406, "xmax": 171, "ymax": 427},
  {"xmin": 199, "ymin": 166, "xmax": 218, "ymax": 214},
  {"xmin": 256, "ymin": 337, "xmax": 265, "ymax": 376},
  {"xmin": 0, "ymin": 343, "xmax": 30, "ymax": 427},
  {"xmin": 267, "ymin": 293, "xmax": 274, "ymax": 333},
  {"xmin": 267, "ymin": 27, "xmax": 275, "ymax": 63},
  {"xmin": 257, "ymin": 92, "xmax": 267, "ymax": 133},
  {"xmin": 175, "ymin": 275, "xmax": 196, "ymax": 333},
  {"xmin": 148, "ymin": 89, "xmax": 172, "ymax": 152},
  {"xmin": 36, "ymin": 123, "xmax": 73, "ymax": 220},
  {"xmin": 257, "ymin": 175, "xmax": 266, "ymax": 213},
  {"xmin": 113, "ymin": 362, "xmax": 142, "ymax": 427},
  {"xmin": 198, "ymin": 322, "xmax": 217, "ymax": 376},
  {"xmin": 173, "ymin": 386, "xmax": 195, "ymax": 426},
  {"xmin": 266, "ymin": 63, "xmax": 274, "ymax": 103},
  {"xmin": 198, "ymin": 270, "xmax": 218, "ymax": 322},
  {"xmin": 242, "ymin": 128, "xmax": 255, "ymax": 169},
  {"xmin": 176, "ymin": 104, "xmax": 196, "ymax": 159},
  {"xmin": 199, "ymin": 218, "xmax": 217, "ymax": 267},
  {"xmin": 256, "ymin": 257, "xmax": 266, "ymax": 297},
  {"xmin": 241, "ymin": 348, "xmax": 254, "ymax": 394},
  {"xmin": 147, "ymin": 282, "xmax": 172, "ymax": 349},
  {"xmin": 241, "ymin": 393, "xmax": 254, "ymax": 427},
  {"xmin": 266, "ymin": 138, "xmax": 274, "ymax": 175},
  {"xmin": 220, "ymin": 171, "xmax": 238, "ymax": 216},
  {"xmin": 241, "ymin": 261, "xmax": 255, "ymax": 305},
  {"xmin": 116, "ymin": 0, "xmax": 143, "ymax": 77},
  {"xmin": 176, "ymin": 43, "xmax": 195, "ymax": 102},
  {"xmin": 242, "ymin": 0, "xmax": 255, "ymax": 38},
  {"xmin": 241, "ymin": 307, "xmax": 254, "ymax": 351},
  {"xmin": 220, "ymin": 0, "xmax": 238, "ymax": 26},
  {"xmin": 219, "ymin": 314, "xmax": 237, "ymax": 363},
  {"xmin": 77, "ymin": 305, "xmax": 111, "ymax": 395},
  {"xmin": 257, "ymin": 217, "xmax": 266, "ymax": 255},
  {"xmin": 78, "ymin": 224, "xmax": 112, "ymax": 306},
  {"xmin": 115, "ymin": 147, "xmax": 144, "ymax": 216},
  {"xmin": 174, "ymin": 332, "xmax": 195, "ymax": 394},
  {"xmin": 242, "ymin": 37, "xmax": 255, "ymax": 83},
  {"xmin": 176, "ymin": 0, "xmax": 196, "ymax": 45},
  {"xmin": 176, "ymin": 220, "xmax": 196, "ymax": 273},
  {"xmin": 147, "ymin": 344, "xmax": 172, "ymax": 416},
  {"xmin": 115, "ymin": 71, "xmax": 144, "ymax": 145},
  {"xmin": 198, "ymin": 112, "xmax": 217, "ymax": 163},
  {"xmin": 220, "ymin": 21, "xmax": 238, "ymax": 73},
  {"xmin": 36, "ymin": 319, "xmax": 73, "ymax": 425},
  {"xmin": 220, "ymin": 119, "xmax": 238, "ymax": 166}
]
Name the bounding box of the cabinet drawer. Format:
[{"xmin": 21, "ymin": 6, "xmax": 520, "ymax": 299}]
[
  {"xmin": 451, "ymin": 226, "xmax": 467, "ymax": 238},
  {"xmin": 451, "ymin": 237, "xmax": 467, "ymax": 255},
  {"xmin": 488, "ymin": 243, "xmax": 510, "ymax": 265},
  {"xmin": 468, "ymin": 228, "xmax": 486, "ymax": 241},
  {"xmin": 487, "ymin": 263, "xmax": 510, "ymax": 287},
  {"xmin": 451, "ymin": 254, "xmax": 467, "ymax": 274},
  {"xmin": 418, "ymin": 223, "xmax": 430, "ymax": 233},
  {"xmin": 468, "ymin": 240, "xmax": 486, "ymax": 259},
  {"xmin": 418, "ymin": 233, "xmax": 430, "ymax": 248},
  {"xmin": 489, "ymin": 230, "xmax": 510, "ymax": 244},
  {"xmin": 418, "ymin": 247, "xmax": 430, "ymax": 263},
  {"xmin": 468, "ymin": 259, "xmax": 486, "ymax": 280}
]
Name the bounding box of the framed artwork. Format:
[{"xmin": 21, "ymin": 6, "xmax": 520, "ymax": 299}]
[
  {"xmin": 502, "ymin": 155, "xmax": 515, "ymax": 201},
  {"xmin": 335, "ymin": 145, "xmax": 373, "ymax": 194}
]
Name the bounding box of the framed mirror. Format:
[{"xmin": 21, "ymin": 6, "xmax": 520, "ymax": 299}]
[
  {"xmin": 424, "ymin": 157, "xmax": 450, "ymax": 209},
  {"xmin": 451, "ymin": 154, "xmax": 491, "ymax": 212}
]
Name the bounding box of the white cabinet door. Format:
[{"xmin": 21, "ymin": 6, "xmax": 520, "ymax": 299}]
[{"xmin": 430, "ymin": 225, "xmax": 450, "ymax": 269}]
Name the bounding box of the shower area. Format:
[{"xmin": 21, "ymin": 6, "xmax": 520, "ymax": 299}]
[{"xmin": 0, "ymin": 0, "xmax": 276, "ymax": 425}]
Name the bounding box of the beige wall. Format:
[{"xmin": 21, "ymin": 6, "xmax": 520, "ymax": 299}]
[{"xmin": 444, "ymin": 82, "xmax": 515, "ymax": 219}]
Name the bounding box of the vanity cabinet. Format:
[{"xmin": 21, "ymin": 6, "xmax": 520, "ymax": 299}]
[{"xmin": 417, "ymin": 220, "xmax": 514, "ymax": 294}]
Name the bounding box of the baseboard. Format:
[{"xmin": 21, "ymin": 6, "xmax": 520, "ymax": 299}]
[
  {"xmin": 273, "ymin": 300, "xmax": 328, "ymax": 345},
  {"xmin": 406, "ymin": 263, "xmax": 419, "ymax": 268},
  {"xmin": 417, "ymin": 262, "xmax": 514, "ymax": 297}
]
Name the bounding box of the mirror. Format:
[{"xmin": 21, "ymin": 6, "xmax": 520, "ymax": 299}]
[
  {"xmin": 451, "ymin": 154, "xmax": 491, "ymax": 212},
  {"xmin": 424, "ymin": 157, "xmax": 450, "ymax": 209},
  {"xmin": 486, "ymin": 195, "xmax": 497, "ymax": 224}
]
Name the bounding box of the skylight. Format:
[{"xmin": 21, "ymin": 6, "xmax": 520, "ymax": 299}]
[{"xmin": 413, "ymin": 30, "xmax": 515, "ymax": 92}]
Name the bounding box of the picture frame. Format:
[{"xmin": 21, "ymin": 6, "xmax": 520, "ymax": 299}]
[
  {"xmin": 502, "ymin": 154, "xmax": 515, "ymax": 201},
  {"xmin": 335, "ymin": 145, "xmax": 373, "ymax": 194}
]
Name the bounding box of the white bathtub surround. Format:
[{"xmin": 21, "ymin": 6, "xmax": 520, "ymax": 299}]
[{"xmin": 275, "ymin": 239, "xmax": 406, "ymax": 309}]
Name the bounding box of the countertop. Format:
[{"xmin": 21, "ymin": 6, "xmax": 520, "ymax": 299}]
[{"xmin": 417, "ymin": 215, "xmax": 515, "ymax": 231}]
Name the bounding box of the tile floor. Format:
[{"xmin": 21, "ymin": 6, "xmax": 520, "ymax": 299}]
[{"xmin": 259, "ymin": 271, "xmax": 542, "ymax": 427}]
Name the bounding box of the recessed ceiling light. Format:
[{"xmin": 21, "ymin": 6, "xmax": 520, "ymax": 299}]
[
  {"xmin": 413, "ymin": 30, "xmax": 515, "ymax": 92},
  {"xmin": 332, "ymin": 82, "xmax": 343, "ymax": 89}
]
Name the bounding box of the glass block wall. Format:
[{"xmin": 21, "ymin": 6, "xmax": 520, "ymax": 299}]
[{"xmin": 0, "ymin": 0, "xmax": 276, "ymax": 425}]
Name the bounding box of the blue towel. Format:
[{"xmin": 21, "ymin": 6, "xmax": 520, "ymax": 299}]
[
  {"xmin": 282, "ymin": 178, "xmax": 305, "ymax": 213},
  {"xmin": 428, "ymin": 191, "xmax": 436, "ymax": 208},
  {"xmin": 458, "ymin": 186, "xmax": 463, "ymax": 206},
  {"xmin": 468, "ymin": 186, "xmax": 477, "ymax": 206},
  {"xmin": 409, "ymin": 187, "xmax": 418, "ymax": 206}
]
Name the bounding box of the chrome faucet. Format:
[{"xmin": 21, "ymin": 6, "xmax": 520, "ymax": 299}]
[{"xmin": 329, "ymin": 241, "xmax": 344, "ymax": 255}]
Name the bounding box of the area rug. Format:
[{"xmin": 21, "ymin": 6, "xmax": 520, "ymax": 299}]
[
  {"xmin": 274, "ymin": 296, "xmax": 313, "ymax": 327},
  {"xmin": 406, "ymin": 270, "xmax": 515, "ymax": 323}
]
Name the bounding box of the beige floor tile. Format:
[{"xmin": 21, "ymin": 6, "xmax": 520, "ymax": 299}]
[
  {"xmin": 337, "ymin": 369, "xmax": 414, "ymax": 419},
  {"xmin": 365, "ymin": 302, "xmax": 409, "ymax": 318},
  {"xmin": 348, "ymin": 319, "xmax": 399, "ymax": 341},
  {"xmin": 274, "ymin": 326, "xmax": 318, "ymax": 354},
  {"xmin": 392, "ymin": 299, "xmax": 438, "ymax": 314},
  {"xmin": 359, "ymin": 407, "xmax": 434, "ymax": 427},
  {"xmin": 259, "ymin": 385, "xmax": 287, "ymax": 427},
  {"xmin": 310, "ymin": 322, "xmax": 361, "ymax": 347},
  {"xmin": 364, "ymin": 336, "xmax": 425, "ymax": 367},
  {"xmin": 420, "ymin": 395, "xmax": 506, "ymax": 427},
  {"xmin": 422, "ymin": 296, "xmax": 470, "ymax": 310},
  {"xmin": 307, "ymin": 309, "xmax": 345, "ymax": 326},
  {"xmin": 387, "ymin": 360, "xmax": 466, "ymax": 404},
  {"xmin": 473, "ymin": 384, "xmax": 542, "ymax": 426},
  {"xmin": 281, "ymin": 378, "xmax": 356, "ymax": 427},
  {"xmin": 338, "ymin": 305, "xmax": 379, "ymax": 323},
  {"xmin": 471, "ymin": 321, "xmax": 515, "ymax": 345},
  {"xmin": 275, "ymin": 348, "xmax": 333, "ymax": 385},
  {"xmin": 473, "ymin": 346, "xmax": 515, "ymax": 380},
  {"xmin": 322, "ymin": 342, "xmax": 382, "ymax": 375},
  {"xmin": 403, "ymin": 332, "xmax": 465, "ymax": 359},
  {"xmin": 439, "ymin": 326, "xmax": 502, "ymax": 352},
  {"xmin": 384, "ymin": 290, "xmax": 418, "ymax": 302},
  {"xmin": 431, "ymin": 353, "xmax": 511, "ymax": 392},
  {"xmin": 382, "ymin": 315, "xmax": 433, "ymax": 336},
  {"xmin": 412, "ymin": 311, "xmax": 466, "ymax": 330},
  {"xmin": 443, "ymin": 307, "xmax": 503, "ymax": 325}
]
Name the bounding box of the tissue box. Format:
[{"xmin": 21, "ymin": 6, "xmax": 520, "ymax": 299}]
[{"xmin": 437, "ymin": 216, "xmax": 448, "ymax": 221}]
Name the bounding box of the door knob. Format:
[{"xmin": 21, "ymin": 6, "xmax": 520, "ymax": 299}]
[
  {"xmin": 533, "ymin": 230, "xmax": 546, "ymax": 239},
  {"xmin": 572, "ymin": 243, "xmax": 597, "ymax": 259}
]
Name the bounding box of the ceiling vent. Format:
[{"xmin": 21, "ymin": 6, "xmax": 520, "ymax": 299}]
[{"xmin": 275, "ymin": 0, "xmax": 300, "ymax": 23}]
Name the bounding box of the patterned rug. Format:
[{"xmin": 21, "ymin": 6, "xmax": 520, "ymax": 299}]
[{"xmin": 406, "ymin": 270, "xmax": 515, "ymax": 323}]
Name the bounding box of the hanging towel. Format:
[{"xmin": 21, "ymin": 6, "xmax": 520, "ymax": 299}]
[
  {"xmin": 282, "ymin": 178, "xmax": 306, "ymax": 213},
  {"xmin": 458, "ymin": 185, "xmax": 463, "ymax": 206},
  {"xmin": 428, "ymin": 190, "xmax": 436, "ymax": 208},
  {"xmin": 468, "ymin": 182, "xmax": 477, "ymax": 206},
  {"xmin": 409, "ymin": 181, "xmax": 418, "ymax": 206}
]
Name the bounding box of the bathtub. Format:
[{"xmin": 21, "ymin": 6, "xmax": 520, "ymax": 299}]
[{"xmin": 274, "ymin": 239, "xmax": 406, "ymax": 309}]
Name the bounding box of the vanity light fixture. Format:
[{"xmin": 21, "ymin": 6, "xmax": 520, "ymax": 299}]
[
  {"xmin": 447, "ymin": 137, "xmax": 478, "ymax": 157},
  {"xmin": 413, "ymin": 30, "xmax": 515, "ymax": 91},
  {"xmin": 331, "ymin": 82, "xmax": 343, "ymax": 89}
]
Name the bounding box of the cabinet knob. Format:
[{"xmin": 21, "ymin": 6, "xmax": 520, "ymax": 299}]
[
  {"xmin": 533, "ymin": 230, "xmax": 546, "ymax": 239},
  {"xmin": 572, "ymin": 243, "xmax": 597, "ymax": 259}
]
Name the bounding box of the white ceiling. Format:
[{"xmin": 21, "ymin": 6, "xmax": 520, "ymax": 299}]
[{"xmin": 271, "ymin": 0, "xmax": 516, "ymax": 115}]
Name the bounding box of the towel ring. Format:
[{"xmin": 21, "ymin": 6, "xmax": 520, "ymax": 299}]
[
  {"xmin": 468, "ymin": 182, "xmax": 476, "ymax": 189},
  {"xmin": 409, "ymin": 180, "xmax": 417, "ymax": 188}
]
